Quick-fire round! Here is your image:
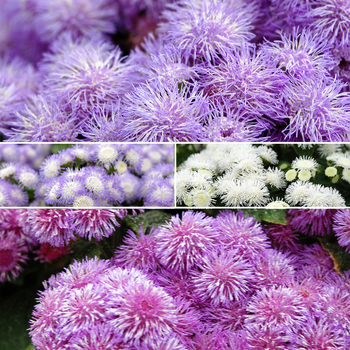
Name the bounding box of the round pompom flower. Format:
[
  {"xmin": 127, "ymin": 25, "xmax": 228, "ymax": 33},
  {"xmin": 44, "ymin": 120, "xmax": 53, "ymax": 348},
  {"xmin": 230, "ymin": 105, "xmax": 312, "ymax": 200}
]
[
  {"xmin": 114, "ymin": 227, "xmax": 160, "ymax": 272},
  {"xmin": 215, "ymin": 211, "xmax": 270, "ymax": 257},
  {"xmin": 9, "ymin": 95, "xmax": 80, "ymax": 142},
  {"xmin": 203, "ymin": 44, "xmax": 287, "ymax": 124},
  {"xmin": 0, "ymin": 231, "xmax": 28, "ymax": 282},
  {"xmin": 192, "ymin": 249, "xmax": 255, "ymax": 306},
  {"xmin": 107, "ymin": 279, "xmax": 178, "ymax": 346},
  {"xmin": 121, "ymin": 81, "xmax": 209, "ymax": 142},
  {"xmin": 154, "ymin": 211, "xmax": 219, "ymax": 273},
  {"xmin": 333, "ymin": 209, "xmax": 350, "ymax": 252},
  {"xmin": 71, "ymin": 209, "xmax": 126, "ymax": 241},
  {"xmin": 33, "ymin": 0, "xmax": 117, "ymax": 42},
  {"xmin": 282, "ymin": 78, "xmax": 350, "ymax": 141},
  {"xmin": 288, "ymin": 209, "xmax": 336, "ymax": 236},
  {"xmin": 245, "ymin": 286, "xmax": 308, "ymax": 332},
  {"xmin": 40, "ymin": 34, "xmax": 131, "ymax": 113},
  {"xmin": 21, "ymin": 209, "xmax": 76, "ymax": 247},
  {"xmin": 160, "ymin": 0, "xmax": 256, "ymax": 63}
]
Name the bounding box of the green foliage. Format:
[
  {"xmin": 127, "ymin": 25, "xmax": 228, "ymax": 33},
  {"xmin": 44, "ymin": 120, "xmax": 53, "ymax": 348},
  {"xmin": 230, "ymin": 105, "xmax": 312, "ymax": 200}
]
[
  {"xmin": 125, "ymin": 210, "xmax": 172, "ymax": 234},
  {"xmin": 242, "ymin": 209, "xmax": 288, "ymax": 225}
]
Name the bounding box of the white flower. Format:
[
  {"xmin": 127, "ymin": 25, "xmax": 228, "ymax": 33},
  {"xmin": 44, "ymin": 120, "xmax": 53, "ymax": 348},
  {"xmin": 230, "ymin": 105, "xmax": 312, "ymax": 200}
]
[
  {"xmin": 265, "ymin": 168, "xmax": 286, "ymax": 189},
  {"xmin": 285, "ymin": 181, "xmax": 310, "ymax": 206},
  {"xmin": 18, "ymin": 171, "xmax": 39, "ymax": 189},
  {"xmin": 220, "ymin": 180, "xmax": 245, "ymax": 207},
  {"xmin": 256, "ymin": 145, "xmax": 278, "ymax": 164},
  {"xmin": 191, "ymin": 188, "xmax": 215, "ymax": 207},
  {"xmin": 318, "ymin": 144, "xmax": 342, "ymax": 157},
  {"xmin": 291, "ymin": 156, "xmax": 318, "ymax": 171},
  {"xmin": 97, "ymin": 145, "xmax": 119, "ymax": 164},
  {"xmin": 298, "ymin": 169, "xmax": 311, "ymax": 181},
  {"xmin": 342, "ymin": 168, "xmax": 350, "ymax": 183},
  {"xmin": 266, "ymin": 200, "xmax": 290, "ymax": 208},
  {"xmin": 243, "ymin": 180, "xmax": 270, "ymax": 207},
  {"xmin": 73, "ymin": 195, "xmax": 95, "ymax": 207},
  {"xmin": 304, "ymin": 185, "xmax": 345, "ymax": 207}
]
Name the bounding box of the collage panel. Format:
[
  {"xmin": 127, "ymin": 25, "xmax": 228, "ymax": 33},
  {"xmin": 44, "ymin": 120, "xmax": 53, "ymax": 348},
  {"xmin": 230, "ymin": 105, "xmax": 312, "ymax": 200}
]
[
  {"xmin": 1, "ymin": 208, "xmax": 350, "ymax": 349},
  {"xmin": 0, "ymin": 143, "xmax": 175, "ymax": 208},
  {"xmin": 176, "ymin": 143, "xmax": 350, "ymax": 208}
]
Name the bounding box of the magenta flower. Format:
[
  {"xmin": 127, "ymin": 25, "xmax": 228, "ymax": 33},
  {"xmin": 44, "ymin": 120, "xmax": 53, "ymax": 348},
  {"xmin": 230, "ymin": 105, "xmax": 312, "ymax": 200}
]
[
  {"xmin": 21, "ymin": 209, "xmax": 76, "ymax": 247},
  {"xmin": 192, "ymin": 249, "xmax": 255, "ymax": 306},
  {"xmin": 0, "ymin": 231, "xmax": 28, "ymax": 282},
  {"xmin": 215, "ymin": 211, "xmax": 270, "ymax": 257},
  {"xmin": 288, "ymin": 209, "xmax": 336, "ymax": 236},
  {"xmin": 72, "ymin": 209, "xmax": 127, "ymax": 241},
  {"xmin": 114, "ymin": 227, "xmax": 160, "ymax": 272},
  {"xmin": 107, "ymin": 279, "xmax": 177, "ymax": 346},
  {"xmin": 154, "ymin": 211, "xmax": 219, "ymax": 273},
  {"xmin": 245, "ymin": 286, "xmax": 308, "ymax": 331}
]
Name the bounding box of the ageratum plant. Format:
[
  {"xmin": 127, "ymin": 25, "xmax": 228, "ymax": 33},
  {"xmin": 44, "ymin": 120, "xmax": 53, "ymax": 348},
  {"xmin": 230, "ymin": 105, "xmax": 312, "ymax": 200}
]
[
  {"xmin": 0, "ymin": 144, "xmax": 174, "ymax": 207},
  {"xmin": 176, "ymin": 143, "xmax": 350, "ymax": 208},
  {"xmin": 19, "ymin": 208, "xmax": 350, "ymax": 349},
  {"xmin": 2, "ymin": 0, "xmax": 350, "ymax": 141}
]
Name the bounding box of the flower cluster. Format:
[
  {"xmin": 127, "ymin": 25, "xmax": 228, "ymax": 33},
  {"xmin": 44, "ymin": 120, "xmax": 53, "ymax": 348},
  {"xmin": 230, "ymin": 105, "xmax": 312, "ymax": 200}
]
[
  {"xmin": 0, "ymin": 208, "xmax": 136, "ymax": 282},
  {"xmin": 176, "ymin": 143, "xmax": 350, "ymax": 208},
  {"xmin": 30, "ymin": 210, "xmax": 350, "ymax": 349},
  {"xmin": 0, "ymin": 144, "xmax": 174, "ymax": 207},
  {"xmin": 2, "ymin": 0, "xmax": 350, "ymax": 141}
]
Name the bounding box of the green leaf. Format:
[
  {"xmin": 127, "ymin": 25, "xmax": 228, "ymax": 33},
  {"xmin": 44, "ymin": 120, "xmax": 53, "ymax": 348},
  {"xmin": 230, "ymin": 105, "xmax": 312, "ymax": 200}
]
[
  {"xmin": 293, "ymin": 144, "xmax": 316, "ymax": 157},
  {"xmin": 50, "ymin": 144, "xmax": 72, "ymax": 154},
  {"xmin": 318, "ymin": 238, "xmax": 350, "ymax": 273},
  {"xmin": 242, "ymin": 209, "xmax": 288, "ymax": 225},
  {"xmin": 125, "ymin": 211, "xmax": 172, "ymax": 233}
]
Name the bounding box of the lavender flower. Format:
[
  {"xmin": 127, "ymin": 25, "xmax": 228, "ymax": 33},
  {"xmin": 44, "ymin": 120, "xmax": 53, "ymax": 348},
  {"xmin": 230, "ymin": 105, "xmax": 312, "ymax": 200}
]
[
  {"xmin": 160, "ymin": 0, "xmax": 256, "ymax": 63},
  {"xmin": 121, "ymin": 81, "xmax": 209, "ymax": 141},
  {"xmin": 192, "ymin": 249, "xmax": 255, "ymax": 306},
  {"xmin": 333, "ymin": 209, "xmax": 350, "ymax": 252},
  {"xmin": 32, "ymin": 0, "xmax": 117, "ymax": 41},
  {"xmin": 40, "ymin": 33, "xmax": 131, "ymax": 113}
]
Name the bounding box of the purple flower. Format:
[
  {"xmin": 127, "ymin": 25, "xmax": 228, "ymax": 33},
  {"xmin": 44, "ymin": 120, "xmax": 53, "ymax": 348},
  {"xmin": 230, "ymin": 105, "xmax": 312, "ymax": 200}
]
[
  {"xmin": 192, "ymin": 249, "xmax": 255, "ymax": 306},
  {"xmin": 296, "ymin": 316, "xmax": 346, "ymax": 349},
  {"xmin": 308, "ymin": 0, "xmax": 350, "ymax": 60},
  {"xmin": 260, "ymin": 27, "xmax": 335, "ymax": 82},
  {"xmin": 0, "ymin": 231, "xmax": 28, "ymax": 282},
  {"xmin": 107, "ymin": 278, "xmax": 177, "ymax": 346},
  {"xmin": 143, "ymin": 179, "xmax": 174, "ymax": 207},
  {"xmin": 265, "ymin": 223, "xmax": 302, "ymax": 253},
  {"xmin": 215, "ymin": 211, "xmax": 270, "ymax": 257},
  {"xmin": 21, "ymin": 209, "xmax": 76, "ymax": 247},
  {"xmin": 333, "ymin": 209, "xmax": 350, "ymax": 252},
  {"xmin": 159, "ymin": 0, "xmax": 256, "ymax": 63},
  {"xmin": 245, "ymin": 286, "xmax": 309, "ymax": 332},
  {"xmin": 40, "ymin": 33, "xmax": 131, "ymax": 112},
  {"xmin": 80, "ymin": 103, "xmax": 126, "ymax": 142},
  {"xmin": 121, "ymin": 81, "xmax": 209, "ymax": 141},
  {"xmin": 154, "ymin": 211, "xmax": 219, "ymax": 273},
  {"xmin": 114, "ymin": 227, "xmax": 160, "ymax": 272},
  {"xmin": 202, "ymin": 44, "xmax": 287, "ymax": 126},
  {"xmin": 288, "ymin": 209, "xmax": 336, "ymax": 236},
  {"xmin": 244, "ymin": 324, "xmax": 295, "ymax": 350},
  {"xmin": 32, "ymin": 0, "xmax": 117, "ymax": 41},
  {"xmin": 71, "ymin": 209, "xmax": 126, "ymax": 241},
  {"xmin": 253, "ymin": 249, "xmax": 296, "ymax": 288},
  {"xmin": 8, "ymin": 95, "xmax": 80, "ymax": 142},
  {"xmin": 282, "ymin": 78, "xmax": 350, "ymax": 141}
]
